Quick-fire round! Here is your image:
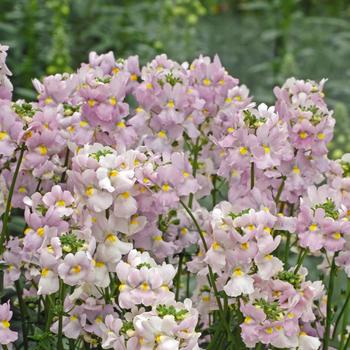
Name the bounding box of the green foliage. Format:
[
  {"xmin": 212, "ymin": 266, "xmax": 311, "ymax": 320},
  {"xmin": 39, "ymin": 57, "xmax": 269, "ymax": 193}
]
[{"xmin": 156, "ymin": 304, "xmax": 189, "ymax": 320}]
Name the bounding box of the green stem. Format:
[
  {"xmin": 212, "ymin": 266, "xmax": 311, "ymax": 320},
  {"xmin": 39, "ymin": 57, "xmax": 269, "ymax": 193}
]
[
  {"xmin": 274, "ymin": 177, "xmax": 285, "ymax": 206},
  {"xmin": 0, "ymin": 144, "xmax": 25, "ymax": 253},
  {"xmin": 15, "ymin": 280, "xmax": 28, "ymax": 350},
  {"xmin": 180, "ymin": 199, "xmax": 233, "ymax": 344},
  {"xmin": 60, "ymin": 147, "xmax": 70, "ymax": 183},
  {"xmin": 323, "ymin": 253, "xmax": 338, "ymax": 350},
  {"xmin": 188, "ymin": 137, "xmax": 200, "ymax": 208},
  {"xmin": 175, "ymin": 253, "xmax": 184, "ymax": 300},
  {"xmin": 283, "ymin": 231, "xmax": 291, "ymax": 267},
  {"xmin": 45, "ymin": 296, "xmax": 54, "ymax": 332},
  {"xmin": 180, "ymin": 199, "xmax": 207, "ymax": 250},
  {"xmin": 339, "ymin": 280, "xmax": 350, "ymax": 348},
  {"xmin": 57, "ymin": 280, "xmax": 65, "ymax": 350},
  {"xmin": 211, "ymin": 174, "xmax": 217, "ymax": 208},
  {"xmin": 186, "ymin": 270, "xmax": 190, "ymax": 298},
  {"xmin": 294, "ymin": 248, "xmax": 307, "ymax": 274},
  {"xmin": 332, "ymin": 280, "xmax": 350, "ymax": 339},
  {"xmin": 283, "ymin": 204, "xmax": 294, "ymax": 268},
  {"xmin": 250, "ymin": 162, "xmax": 255, "ymax": 189},
  {"xmin": 343, "ymin": 332, "xmax": 350, "ymax": 350}
]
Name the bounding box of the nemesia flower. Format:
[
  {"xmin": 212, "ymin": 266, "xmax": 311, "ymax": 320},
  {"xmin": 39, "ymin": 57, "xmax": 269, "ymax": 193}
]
[
  {"xmin": 0, "ymin": 301, "xmax": 18, "ymax": 346},
  {"xmin": 0, "ymin": 44, "xmax": 344, "ymax": 350},
  {"xmin": 116, "ymin": 249, "xmax": 176, "ymax": 309},
  {"xmin": 58, "ymin": 251, "xmax": 93, "ymax": 286}
]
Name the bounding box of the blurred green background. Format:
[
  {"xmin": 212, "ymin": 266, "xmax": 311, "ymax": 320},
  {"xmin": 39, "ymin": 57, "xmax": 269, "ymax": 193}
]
[{"xmin": 1, "ymin": 0, "xmax": 350, "ymax": 157}]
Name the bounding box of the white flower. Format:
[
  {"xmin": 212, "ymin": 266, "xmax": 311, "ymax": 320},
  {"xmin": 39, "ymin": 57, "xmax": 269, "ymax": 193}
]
[{"xmin": 223, "ymin": 268, "xmax": 254, "ymax": 297}]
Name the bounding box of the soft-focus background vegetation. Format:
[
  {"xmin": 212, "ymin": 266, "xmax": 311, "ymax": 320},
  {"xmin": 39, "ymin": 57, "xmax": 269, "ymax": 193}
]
[{"xmin": 1, "ymin": 0, "xmax": 350, "ymax": 157}]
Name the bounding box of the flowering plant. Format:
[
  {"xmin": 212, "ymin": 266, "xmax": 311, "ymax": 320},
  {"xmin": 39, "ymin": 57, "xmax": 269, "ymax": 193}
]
[{"xmin": 0, "ymin": 43, "xmax": 350, "ymax": 350}]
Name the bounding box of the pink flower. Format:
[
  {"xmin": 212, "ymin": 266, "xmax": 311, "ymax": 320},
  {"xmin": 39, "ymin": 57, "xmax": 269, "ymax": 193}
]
[
  {"xmin": 58, "ymin": 251, "xmax": 93, "ymax": 286},
  {"xmin": 0, "ymin": 301, "xmax": 18, "ymax": 345}
]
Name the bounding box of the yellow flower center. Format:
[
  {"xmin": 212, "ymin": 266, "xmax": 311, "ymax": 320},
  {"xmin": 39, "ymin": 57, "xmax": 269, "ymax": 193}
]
[
  {"xmin": 136, "ymin": 106, "xmax": 144, "ymax": 113},
  {"xmin": 182, "ymin": 171, "xmax": 190, "ymax": 178},
  {"xmin": 233, "ymin": 267, "xmax": 244, "ymax": 277},
  {"xmin": 299, "ymin": 131, "xmax": 308, "ymax": 139},
  {"xmin": 153, "ymin": 235, "xmax": 163, "ymax": 241},
  {"xmin": 71, "ymin": 265, "xmax": 81, "ymax": 274},
  {"xmin": 109, "ymin": 96, "xmax": 117, "ymax": 106},
  {"xmin": 130, "ymin": 74, "xmax": 138, "ymax": 81},
  {"xmin": 293, "ymin": 165, "xmax": 300, "ymax": 174},
  {"xmin": 79, "ymin": 120, "xmax": 89, "ymax": 127},
  {"xmin": 109, "ymin": 170, "xmax": 118, "ymax": 177},
  {"xmin": 95, "ymin": 316, "xmax": 103, "ymax": 323},
  {"xmin": 158, "ymin": 130, "xmax": 167, "ymax": 138},
  {"xmin": 227, "ymin": 127, "xmax": 235, "ymax": 133},
  {"xmin": 0, "ymin": 131, "xmax": 8, "ymax": 141},
  {"xmin": 45, "ymin": 96, "xmax": 53, "ymax": 105},
  {"xmin": 130, "ymin": 215, "xmax": 139, "ymax": 225},
  {"xmin": 88, "ymin": 99, "xmax": 95, "ymax": 107},
  {"xmin": 95, "ymin": 261, "xmax": 105, "ymax": 268},
  {"xmin": 156, "ymin": 334, "xmax": 164, "ymax": 343},
  {"xmin": 121, "ymin": 192, "xmax": 130, "ymax": 199},
  {"xmin": 37, "ymin": 227, "xmax": 45, "ymax": 237},
  {"xmin": 143, "ymin": 177, "xmax": 150, "ymax": 184},
  {"xmin": 119, "ymin": 284, "xmax": 127, "ymax": 291},
  {"xmin": 244, "ymin": 316, "xmax": 252, "ymax": 324},
  {"xmin": 264, "ymin": 226, "xmax": 272, "ymax": 234},
  {"xmin": 18, "ymin": 186, "xmax": 27, "ymax": 194},
  {"xmin": 181, "ymin": 227, "xmax": 188, "ymax": 235},
  {"xmin": 38, "ymin": 145, "xmax": 47, "ymax": 155},
  {"xmin": 117, "ymin": 121, "xmax": 126, "ymax": 128},
  {"xmin": 162, "ymin": 183, "xmax": 171, "ymax": 192},
  {"xmin": 106, "ymin": 234, "xmax": 118, "ymax": 242},
  {"xmin": 146, "ymin": 82, "xmax": 153, "ymax": 89},
  {"xmin": 239, "ymin": 147, "xmax": 248, "ymax": 155},
  {"xmin": 212, "ymin": 241, "xmax": 221, "ymax": 250},
  {"xmin": 309, "ymin": 223, "xmax": 318, "ymax": 232},
  {"xmin": 225, "ymin": 97, "xmax": 232, "ymax": 103},
  {"xmin": 203, "ymin": 78, "xmax": 212, "ymax": 86},
  {"xmin": 333, "ymin": 232, "xmax": 342, "ymax": 240},
  {"xmin": 67, "ymin": 125, "xmax": 75, "ymax": 133},
  {"xmin": 202, "ymin": 295, "xmax": 210, "ymax": 302},
  {"xmin": 1, "ymin": 320, "xmax": 10, "ymax": 328},
  {"xmin": 167, "ymin": 100, "xmax": 175, "ymax": 108},
  {"xmin": 56, "ymin": 200, "xmax": 65, "ymax": 207},
  {"xmin": 265, "ymin": 327, "xmax": 273, "ymax": 334},
  {"xmin": 140, "ymin": 282, "xmax": 149, "ymax": 291},
  {"xmin": 85, "ymin": 186, "xmax": 94, "ymax": 197},
  {"xmin": 241, "ymin": 242, "xmax": 249, "ymax": 250},
  {"xmin": 41, "ymin": 268, "xmax": 49, "ymax": 277},
  {"xmin": 263, "ymin": 145, "xmax": 270, "ymax": 154},
  {"xmin": 317, "ymin": 133, "xmax": 325, "ymax": 140}
]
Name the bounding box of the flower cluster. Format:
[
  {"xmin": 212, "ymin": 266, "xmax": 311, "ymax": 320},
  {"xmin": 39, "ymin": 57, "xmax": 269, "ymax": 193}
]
[{"xmin": 1, "ymin": 44, "xmax": 350, "ymax": 350}]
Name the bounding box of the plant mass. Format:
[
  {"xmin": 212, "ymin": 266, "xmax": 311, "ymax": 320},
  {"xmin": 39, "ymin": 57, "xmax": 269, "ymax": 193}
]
[{"xmin": 0, "ymin": 44, "xmax": 350, "ymax": 349}]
